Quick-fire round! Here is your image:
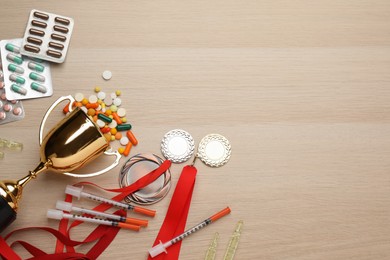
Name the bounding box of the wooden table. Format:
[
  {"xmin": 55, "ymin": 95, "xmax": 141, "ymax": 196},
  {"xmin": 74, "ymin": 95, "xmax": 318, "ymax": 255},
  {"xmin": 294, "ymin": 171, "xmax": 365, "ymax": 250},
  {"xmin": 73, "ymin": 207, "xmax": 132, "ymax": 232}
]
[{"xmin": 1, "ymin": 1, "xmax": 390, "ymax": 259}]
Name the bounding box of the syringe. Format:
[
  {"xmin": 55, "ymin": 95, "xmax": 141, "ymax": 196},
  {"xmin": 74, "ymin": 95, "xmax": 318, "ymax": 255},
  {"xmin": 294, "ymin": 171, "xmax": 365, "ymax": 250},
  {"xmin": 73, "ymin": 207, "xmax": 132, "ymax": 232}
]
[
  {"xmin": 65, "ymin": 185, "xmax": 156, "ymax": 217},
  {"xmin": 149, "ymin": 207, "xmax": 231, "ymax": 258}
]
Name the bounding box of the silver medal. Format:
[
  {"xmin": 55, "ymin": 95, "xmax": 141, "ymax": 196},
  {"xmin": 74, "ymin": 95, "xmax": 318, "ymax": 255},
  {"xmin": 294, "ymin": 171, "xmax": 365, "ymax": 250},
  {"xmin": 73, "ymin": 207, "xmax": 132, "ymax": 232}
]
[
  {"xmin": 196, "ymin": 134, "xmax": 231, "ymax": 167},
  {"xmin": 161, "ymin": 129, "xmax": 195, "ymax": 163}
]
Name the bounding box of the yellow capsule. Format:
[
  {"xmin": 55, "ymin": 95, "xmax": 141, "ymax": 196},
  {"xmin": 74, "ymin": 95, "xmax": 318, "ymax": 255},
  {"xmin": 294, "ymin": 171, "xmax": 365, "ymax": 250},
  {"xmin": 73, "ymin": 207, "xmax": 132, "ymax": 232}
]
[
  {"xmin": 118, "ymin": 147, "xmax": 125, "ymax": 154},
  {"xmin": 115, "ymin": 90, "xmax": 121, "ymax": 96},
  {"xmin": 101, "ymin": 103, "xmax": 106, "ymax": 109},
  {"xmin": 94, "ymin": 87, "xmax": 101, "ymax": 93},
  {"xmin": 110, "ymin": 135, "xmax": 115, "ymax": 141},
  {"xmin": 105, "ymin": 109, "xmax": 112, "ymax": 116},
  {"xmin": 110, "ymin": 128, "xmax": 117, "ymax": 135},
  {"xmin": 81, "ymin": 98, "xmax": 89, "ymax": 105},
  {"xmin": 121, "ymin": 117, "xmax": 127, "ymax": 123}
]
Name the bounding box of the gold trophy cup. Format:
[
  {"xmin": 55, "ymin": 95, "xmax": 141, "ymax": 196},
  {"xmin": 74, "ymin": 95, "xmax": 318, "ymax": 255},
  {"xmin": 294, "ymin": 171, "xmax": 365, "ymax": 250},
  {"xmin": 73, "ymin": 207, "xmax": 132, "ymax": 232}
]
[{"xmin": 0, "ymin": 95, "xmax": 121, "ymax": 232}]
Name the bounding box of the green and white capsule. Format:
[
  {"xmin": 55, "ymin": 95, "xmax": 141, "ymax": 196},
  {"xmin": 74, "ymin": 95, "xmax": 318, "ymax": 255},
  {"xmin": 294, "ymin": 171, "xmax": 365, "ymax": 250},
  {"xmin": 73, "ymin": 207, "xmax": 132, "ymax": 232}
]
[
  {"xmin": 8, "ymin": 64, "xmax": 24, "ymax": 74},
  {"xmin": 28, "ymin": 62, "xmax": 44, "ymax": 72},
  {"xmin": 5, "ymin": 43, "xmax": 20, "ymax": 54},
  {"xmin": 11, "ymin": 84, "xmax": 27, "ymax": 95},
  {"xmin": 6, "ymin": 53, "xmax": 23, "ymax": 65},
  {"xmin": 31, "ymin": 82, "xmax": 47, "ymax": 93},
  {"xmin": 9, "ymin": 74, "xmax": 25, "ymax": 84},
  {"xmin": 29, "ymin": 72, "xmax": 45, "ymax": 82}
]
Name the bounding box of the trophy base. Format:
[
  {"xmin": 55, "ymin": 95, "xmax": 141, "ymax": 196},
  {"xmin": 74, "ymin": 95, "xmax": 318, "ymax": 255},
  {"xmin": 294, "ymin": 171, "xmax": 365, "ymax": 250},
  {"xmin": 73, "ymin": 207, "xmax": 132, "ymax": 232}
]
[{"xmin": 0, "ymin": 196, "xmax": 16, "ymax": 233}]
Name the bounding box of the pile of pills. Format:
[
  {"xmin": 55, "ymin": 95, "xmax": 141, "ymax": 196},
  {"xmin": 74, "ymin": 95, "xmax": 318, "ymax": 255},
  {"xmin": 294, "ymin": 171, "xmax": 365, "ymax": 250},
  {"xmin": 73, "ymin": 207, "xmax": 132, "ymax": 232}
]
[{"xmin": 63, "ymin": 88, "xmax": 138, "ymax": 157}]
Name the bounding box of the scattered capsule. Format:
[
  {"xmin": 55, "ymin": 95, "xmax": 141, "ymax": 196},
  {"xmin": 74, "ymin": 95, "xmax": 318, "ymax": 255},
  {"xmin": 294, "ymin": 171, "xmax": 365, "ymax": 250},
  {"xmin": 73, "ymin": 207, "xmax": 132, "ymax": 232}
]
[
  {"xmin": 116, "ymin": 123, "xmax": 131, "ymax": 131},
  {"xmin": 8, "ymin": 64, "xmax": 24, "ymax": 74},
  {"xmin": 9, "ymin": 74, "xmax": 25, "ymax": 84},
  {"xmin": 28, "ymin": 62, "xmax": 44, "ymax": 72},
  {"xmin": 29, "ymin": 72, "xmax": 45, "ymax": 82},
  {"xmin": 94, "ymin": 87, "xmax": 101, "ymax": 93},
  {"xmin": 123, "ymin": 142, "xmax": 133, "ymax": 156},
  {"xmin": 11, "ymin": 84, "xmax": 27, "ymax": 95},
  {"xmin": 98, "ymin": 113, "xmax": 112, "ymax": 123},
  {"xmin": 7, "ymin": 53, "xmax": 23, "ymax": 65},
  {"xmin": 31, "ymin": 82, "xmax": 47, "ymax": 93},
  {"xmin": 126, "ymin": 130, "xmax": 138, "ymax": 146},
  {"xmin": 121, "ymin": 117, "xmax": 127, "ymax": 123},
  {"xmin": 112, "ymin": 112, "xmax": 122, "ymax": 124},
  {"xmin": 118, "ymin": 147, "xmax": 125, "ymax": 154},
  {"xmin": 5, "ymin": 43, "xmax": 20, "ymax": 53},
  {"xmin": 115, "ymin": 90, "xmax": 121, "ymax": 96}
]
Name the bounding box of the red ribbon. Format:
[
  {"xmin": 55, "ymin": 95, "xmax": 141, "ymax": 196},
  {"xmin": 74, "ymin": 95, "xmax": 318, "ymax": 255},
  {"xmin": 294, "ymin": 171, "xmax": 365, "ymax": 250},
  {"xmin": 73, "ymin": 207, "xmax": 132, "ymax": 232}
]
[
  {"xmin": 0, "ymin": 160, "xmax": 172, "ymax": 260},
  {"xmin": 148, "ymin": 165, "xmax": 197, "ymax": 260}
]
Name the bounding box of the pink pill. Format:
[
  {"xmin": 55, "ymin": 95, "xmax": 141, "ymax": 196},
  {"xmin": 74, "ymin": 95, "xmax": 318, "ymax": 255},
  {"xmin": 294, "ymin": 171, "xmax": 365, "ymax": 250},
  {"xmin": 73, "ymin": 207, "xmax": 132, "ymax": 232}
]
[
  {"xmin": 0, "ymin": 112, "xmax": 6, "ymax": 120},
  {"xmin": 13, "ymin": 107, "xmax": 23, "ymax": 116},
  {"xmin": 3, "ymin": 104, "xmax": 12, "ymax": 112}
]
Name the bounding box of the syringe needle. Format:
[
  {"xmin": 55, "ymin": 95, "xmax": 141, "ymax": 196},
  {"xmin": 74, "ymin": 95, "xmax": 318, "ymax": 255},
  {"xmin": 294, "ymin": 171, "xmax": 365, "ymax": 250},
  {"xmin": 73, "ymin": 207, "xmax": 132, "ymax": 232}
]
[
  {"xmin": 223, "ymin": 220, "xmax": 243, "ymax": 260},
  {"xmin": 149, "ymin": 207, "xmax": 231, "ymax": 258},
  {"xmin": 205, "ymin": 232, "xmax": 219, "ymax": 260}
]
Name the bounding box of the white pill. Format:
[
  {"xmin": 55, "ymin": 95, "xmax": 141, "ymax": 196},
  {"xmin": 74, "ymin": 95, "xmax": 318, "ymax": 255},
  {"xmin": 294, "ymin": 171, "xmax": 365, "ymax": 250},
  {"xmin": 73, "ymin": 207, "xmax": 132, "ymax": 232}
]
[
  {"xmin": 120, "ymin": 137, "xmax": 129, "ymax": 146},
  {"xmin": 96, "ymin": 119, "xmax": 105, "ymax": 128},
  {"xmin": 104, "ymin": 96, "xmax": 113, "ymax": 106},
  {"xmin": 75, "ymin": 93, "xmax": 84, "ymax": 102},
  {"xmin": 96, "ymin": 105, "xmax": 102, "ymax": 111},
  {"xmin": 97, "ymin": 91, "xmax": 106, "ymax": 100},
  {"xmin": 89, "ymin": 95, "xmax": 98, "ymax": 104},
  {"xmin": 113, "ymin": 98, "xmax": 122, "ymax": 106},
  {"xmin": 110, "ymin": 92, "xmax": 117, "ymax": 99},
  {"xmin": 102, "ymin": 107, "xmax": 106, "ymax": 113},
  {"xmin": 117, "ymin": 108, "xmax": 126, "ymax": 117},
  {"xmin": 108, "ymin": 120, "xmax": 117, "ymax": 128},
  {"xmin": 102, "ymin": 70, "xmax": 112, "ymax": 80}
]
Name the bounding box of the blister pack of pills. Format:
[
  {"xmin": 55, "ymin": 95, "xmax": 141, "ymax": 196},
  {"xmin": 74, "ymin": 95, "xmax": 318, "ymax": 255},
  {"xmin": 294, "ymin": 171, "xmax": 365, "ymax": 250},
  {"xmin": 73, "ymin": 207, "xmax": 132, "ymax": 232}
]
[
  {"xmin": 20, "ymin": 10, "xmax": 74, "ymax": 63},
  {"xmin": 0, "ymin": 38, "xmax": 53, "ymax": 100},
  {"xmin": 0, "ymin": 64, "xmax": 25, "ymax": 125}
]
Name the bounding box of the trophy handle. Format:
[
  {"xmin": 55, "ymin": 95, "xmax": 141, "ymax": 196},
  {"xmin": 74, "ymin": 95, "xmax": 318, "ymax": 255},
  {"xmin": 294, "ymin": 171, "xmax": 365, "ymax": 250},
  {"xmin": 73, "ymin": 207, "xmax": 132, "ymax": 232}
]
[
  {"xmin": 63, "ymin": 148, "xmax": 122, "ymax": 178},
  {"xmin": 39, "ymin": 95, "xmax": 76, "ymax": 145}
]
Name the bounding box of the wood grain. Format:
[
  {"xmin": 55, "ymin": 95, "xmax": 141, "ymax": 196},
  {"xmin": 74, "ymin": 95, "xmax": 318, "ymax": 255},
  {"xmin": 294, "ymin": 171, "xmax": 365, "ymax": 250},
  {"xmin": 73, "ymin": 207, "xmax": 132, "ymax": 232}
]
[{"xmin": 1, "ymin": 1, "xmax": 390, "ymax": 259}]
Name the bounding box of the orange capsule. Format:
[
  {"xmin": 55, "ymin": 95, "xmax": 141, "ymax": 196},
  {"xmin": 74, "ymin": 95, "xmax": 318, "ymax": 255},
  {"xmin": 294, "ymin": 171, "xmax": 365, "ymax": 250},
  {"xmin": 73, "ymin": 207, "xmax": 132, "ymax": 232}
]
[
  {"xmin": 112, "ymin": 112, "xmax": 122, "ymax": 124},
  {"xmin": 123, "ymin": 142, "xmax": 133, "ymax": 157},
  {"xmin": 63, "ymin": 102, "xmax": 70, "ymax": 114},
  {"xmin": 93, "ymin": 115, "xmax": 98, "ymax": 122},
  {"xmin": 126, "ymin": 130, "xmax": 138, "ymax": 146},
  {"xmin": 86, "ymin": 102, "xmax": 99, "ymax": 109}
]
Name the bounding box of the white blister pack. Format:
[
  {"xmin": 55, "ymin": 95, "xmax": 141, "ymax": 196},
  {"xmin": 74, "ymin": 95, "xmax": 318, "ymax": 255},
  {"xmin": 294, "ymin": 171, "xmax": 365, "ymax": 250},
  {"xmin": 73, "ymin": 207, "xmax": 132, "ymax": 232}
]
[
  {"xmin": 0, "ymin": 38, "xmax": 53, "ymax": 100},
  {"xmin": 20, "ymin": 9, "xmax": 74, "ymax": 63}
]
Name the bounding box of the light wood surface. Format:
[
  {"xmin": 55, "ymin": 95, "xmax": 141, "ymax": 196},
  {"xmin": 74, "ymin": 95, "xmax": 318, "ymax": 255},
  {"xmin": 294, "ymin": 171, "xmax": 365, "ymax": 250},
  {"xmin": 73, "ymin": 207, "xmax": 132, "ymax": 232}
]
[{"xmin": 1, "ymin": 1, "xmax": 390, "ymax": 259}]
